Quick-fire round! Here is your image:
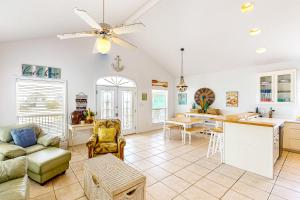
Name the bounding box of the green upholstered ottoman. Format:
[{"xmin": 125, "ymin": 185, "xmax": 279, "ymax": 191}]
[{"xmin": 26, "ymin": 147, "xmax": 71, "ymax": 184}]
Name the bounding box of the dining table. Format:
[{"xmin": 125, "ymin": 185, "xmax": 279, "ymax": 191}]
[{"xmin": 164, "ymin": 117, "xmax": 204, "ymax": 144}]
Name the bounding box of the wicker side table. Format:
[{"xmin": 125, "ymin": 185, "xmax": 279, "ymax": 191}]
[{"xmin": 84, "ymin": 154, "xmax": 146, "ymax": 200}]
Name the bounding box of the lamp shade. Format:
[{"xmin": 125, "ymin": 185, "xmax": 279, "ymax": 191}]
[
  {"xmin": 96, "ymin": 37, "xmax": 111, "ymax": 54},
  {"xmin": 176, "ymin": 76, "xmax": 188, "ymax": 92}
]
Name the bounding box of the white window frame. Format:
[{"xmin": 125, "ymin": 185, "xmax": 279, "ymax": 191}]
[
  {"xmin": 15, "ymin": 77, "xmax": 68, "ymax": 139},
  {"xmin": 152, "ymin": 89, "xmax": 168, "ymax": 124}
]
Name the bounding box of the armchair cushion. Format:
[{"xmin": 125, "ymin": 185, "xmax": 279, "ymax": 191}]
[
  {"xmin": 0, "ymin": 156, "xmax": 27, "ymax": 184},
  {"xmin": 37, "ymin": 134, "xmax": 60, "ymax": 147},
  {"xmin": 98, "ymin": 128, "xmax": 116, "ymax": 143},
  {"xmin": 0, "ymin": 143, "xmax": 26, "ymax": 159},
  {"xmin": 11, "ymin": 128, "xmax": 37, "ymax": 148},
  {"xmin": 94, "ymin": 142, "xmax": 118, "ymax": 154}
]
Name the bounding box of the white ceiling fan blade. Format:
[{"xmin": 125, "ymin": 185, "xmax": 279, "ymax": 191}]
[
  {"xmin": 112, "ymin": 23, "xmax": 145, "ymax": 35},
  {"xmin": 112, "ymin": 36, "xmax": 137, "ymax": 49},
  {"xmin": 57, "ymin": 32, "xmax": 95, "ymax": 40},
  {"xmin": 74, "ymin": 8, "xmax": 101, "ymax": 30}
]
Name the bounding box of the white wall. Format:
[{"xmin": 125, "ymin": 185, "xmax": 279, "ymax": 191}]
[
  {"xmin": 0, "ymin": 37, "xmax": 175, "ymax": 135},
  {"xmin": 176, "ymin": 61, "xmax": 300, "ymax": 119}
]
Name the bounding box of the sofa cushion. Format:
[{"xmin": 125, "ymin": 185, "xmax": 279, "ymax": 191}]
[
  {"xmin": 11, "ymin": 128, "xmax": 37, "ymax": 148},
  {"xmin": 98, "ymin": 128, "xmax": 116, "ymax": 143},
  {"xmin": 0, "ymin": 175, "xmax": 29, "ymax": 200},
  {"xmin": 26, "ymin": 147, "xmax": 71, "ymax": 174},
  {"xmin": 0, "ymin": 143, "xmax": 26, "ymax": 159},
  {"xmin": 24, "ymin": 144, "xmax": 46, "ymax": 154},
  {"xmin": 0, "ymin": 124, "xmax": 42, "ymax": 143},
  {"xmin": 37, "ymin": 134, "xmax": 60, "ymax": 147},
  {"xmin": 0, "ymin": 156, "xmax": 27, "ymax": 184},
  {"xmin": 94, "ymin": 142, "xmax": 118, "ymax": 154}
]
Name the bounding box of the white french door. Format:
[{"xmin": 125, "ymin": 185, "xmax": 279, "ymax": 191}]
[{"xmin": 96, "ymin": 86, "xmax": 136, "ymax": 135}]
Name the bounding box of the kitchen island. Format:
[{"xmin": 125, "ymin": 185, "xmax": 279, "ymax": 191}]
[{"xmin": 214, "ymin": 116, "xmax": 284, "ymax": 179}]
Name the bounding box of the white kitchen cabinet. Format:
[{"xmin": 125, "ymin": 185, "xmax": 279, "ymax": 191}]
[
  {"xmin": 283, "ymin": 122, "xmax": 300, "ymax": 151},
  {"xmin": 258, "ymin": 69, "xmax": 296, "ymax": 103}
]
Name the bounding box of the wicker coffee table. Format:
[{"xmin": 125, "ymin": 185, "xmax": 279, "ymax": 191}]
[{"xmin": 84, "ymin": 154, "xmax": 146, "ymax": 200}]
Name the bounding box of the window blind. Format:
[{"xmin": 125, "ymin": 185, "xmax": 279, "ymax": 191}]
[
  {"xmin": 16, "ymin": 78, "xmax": 66, "ymax": 138},
  {"xmin": 152, "ymin": 89, "xmax": 168, "ymax": 123}
]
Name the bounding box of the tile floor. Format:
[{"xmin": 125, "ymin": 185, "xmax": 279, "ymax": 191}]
[{"xmin": 29, "ymin": 130, "xmax": 300, "ymax": 200}]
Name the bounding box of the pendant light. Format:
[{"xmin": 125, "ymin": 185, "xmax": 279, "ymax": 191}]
[{"xmin": 176, "ymin": 48, "xmax": 188, "ymax": 92}]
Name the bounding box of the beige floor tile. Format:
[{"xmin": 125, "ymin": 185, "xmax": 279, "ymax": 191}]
[
  {"xmin": 221, "ymin": 190, "xmax": 252, "ymax": 200},
  {"xmin": 272, "ymin": 184, "xmax": 300, "ymax": 199},
  {"xmin": 169, "ymin": 157, "xmax": 191, "ymax": 168},
  {"xmin": 147, "ymin": 182, "xmax": 178, "ymax": 200},
  {"xmin": 70, "ymin": 160, "xmax": 84, "ymax": 172},
  {"xmin": 156, "ymin": 152, "xmax": 176, "ymax": 160},
  {"xmin": 30, "ymin": 191, "xmax": 56, "ymax": 200},
  {"xmin": 232, "ymin": 181, "xmax": 269, "ymax": 200},
  {"xmin": 146, "ymin": 192, "xmax": 156, "ymax": 200},
  {"xmin": 181, "ymin": 185, "xmax": 219, "ymax": 200},
  {"xmin": 161, "ymin": 175, "xmax": 191, "ymax": 193},
  {"xmin": 70, "ymin": 154, "xmax": 85, "ymax": 163},
  {"xmin": 174, "ymin": 168, "xmax": 202, "ymax": 184},
  {"xmin": 276, "ymin": 176, "xmax": 300, "ymax": 193},
  {"xmin": 132, "ymin": 160, "xmax": 156, "ymax": 171},
  {"xmin": 125, "ymin": 154, "xmax": 143, "ymax": 163},
  {"xmin": 206, "ymin": 172, "xmax": 236, "ymax": 188},
  {"xmin": 195, "ymin": 158, "xmax": 220, "ymax": 170},
  {"xmin": 54, "ymin": 182, "xmax": 85, "ymax": 200},
  {"xmin": 146, "ymin": 156, "xmax": 166, "ymax": 165},
  {"xmin": 135, "ymin": 150, "xmax": 154, "ymax": 158},
  {"xmin": 145, "ymin": 166, "xmax": 171, "ymax": 180},
  {"xmin": 195, "ymin": 177, "xmax": 228, "ymax": 198},
  {"xmin": 52, "ymin": 171, "xmax": 78, "ymax": 190},
  {"xmin": 143, "ymin": 172, "xmax": 158, "ymax": 187},
  {"xmin": 281, "ymin": 165, "xmax": 300, "ymax": 176},
  {"xmin": 75, "ymin": 169, "xmax": 84, "ymax": 182},
  {"xmin": 180, "ymin": 154, "xmax": 202, "ymax": 162},
  {"xmin": 185, "ymin": 163, "xmax": 211, "ymax": 176},
  {"xmin": 215, "ymin": 164, "xmax": 245, "ymax": 180},
  {"xmin": 29, "ymin": 180, "xmax": 53, "ymax": 198},
  {"xmin": 268, "ymin": 194, "xmax": 287, "ymax": 200},
  {"xmin": 160, "ymin": 161, "xmax": 183, "ymax": 173},
  {"xmin": 173, "ymin": 195, "xmax": 187, "ymax": 200},
  {"xmin": 279, "ymin": 170, "xmax": 300, "ymax": 184},
  {"xmin": 239, "ymin": 173, "xmax": 274, "ymax": 192}
]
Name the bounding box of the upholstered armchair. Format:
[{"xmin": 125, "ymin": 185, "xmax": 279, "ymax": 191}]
[{"xmin": 86, "ymin": 119, "xmax": 126, "ymax": 160}]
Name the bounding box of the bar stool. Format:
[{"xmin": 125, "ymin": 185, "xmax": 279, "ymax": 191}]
[{"xmin": 207, "ymin": 123, "xmax": 224, "ymax": 162}]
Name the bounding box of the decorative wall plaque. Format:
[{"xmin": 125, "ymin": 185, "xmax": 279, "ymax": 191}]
[{"xmin": 22, "ymin": 64, "xmax": 61, "ymax": 79}]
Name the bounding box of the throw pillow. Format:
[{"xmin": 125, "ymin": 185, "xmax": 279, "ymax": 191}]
[
  {"xmin": 98, "ymin": 128, "xmax": 116, "ymax": 143},
  {"xmin": 11, "ymin": 128, "xmax": 37, "ymax": 148}
]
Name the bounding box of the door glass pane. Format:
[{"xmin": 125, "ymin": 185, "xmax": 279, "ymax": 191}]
[
  {"xmin": 121, "ymin": 91, "xmax": 133, "ymax": 130},
  {"xmin": 260, "ymin": 76, "xmax": 272, "ymax": 102},
  {"xmin": 277, "ymin": 74, "xmax": 291, "ymax": 102},
  {"xmin": 99, "ymin": 89, "xmax": 114, "ymax": 119}
]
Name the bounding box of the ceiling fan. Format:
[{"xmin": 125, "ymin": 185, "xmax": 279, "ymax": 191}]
[{"xmin": 57, "ymin": 0, "xmax": 145, "ymax": 54}]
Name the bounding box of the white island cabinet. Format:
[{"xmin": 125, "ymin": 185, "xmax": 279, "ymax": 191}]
[{"xmin": 222, "ymin": 118, "xmax": 284, "ymax": 179}]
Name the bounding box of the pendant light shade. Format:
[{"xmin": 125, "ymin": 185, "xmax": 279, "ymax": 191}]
[{"xmin": 176, "ymin": 48, "xmax": 188, "ymax": 92}]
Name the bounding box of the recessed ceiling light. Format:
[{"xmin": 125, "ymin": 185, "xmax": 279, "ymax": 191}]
[
  {"xmin": 241, "ymin": 2, "xmax": 254, "ymax": 13},
  {"xmin": 256, "ymin": 48, "xmax": 267, "ymax": 54},
  {"xmin": 249, "ymin": 28, "xmax": 261, "ymax": 36}
]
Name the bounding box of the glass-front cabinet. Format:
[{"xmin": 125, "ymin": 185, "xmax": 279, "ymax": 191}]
[{"xmin": 258, "ymin": 69, "xmax": 296, "ymax": 103}]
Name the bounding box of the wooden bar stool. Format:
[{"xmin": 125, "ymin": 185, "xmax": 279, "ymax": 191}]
[{"xmin": 207, "ymin": 125, "xmax": 224, "ymax": 162}]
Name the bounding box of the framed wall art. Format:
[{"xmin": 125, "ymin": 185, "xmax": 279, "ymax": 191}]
[
  {"xmin": 178, "ymin": 93, "xmax": 187, "ymax": 105},
  {"xmin": 226, "ymin": 91, "xmax": 238, "ymax": 107}
]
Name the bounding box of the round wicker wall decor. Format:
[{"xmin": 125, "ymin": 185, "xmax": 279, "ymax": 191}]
[{"xmin": 194, "ymin": 88, "xmax": 215, "ymax": 106}]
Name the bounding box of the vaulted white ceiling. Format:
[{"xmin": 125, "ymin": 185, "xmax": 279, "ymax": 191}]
[{"xmin": 1, "ymin": 0, "xmax": 300, "ymax": 76}]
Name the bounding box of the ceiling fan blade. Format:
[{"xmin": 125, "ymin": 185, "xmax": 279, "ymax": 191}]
[
  {"xmin": 57, "ymin": 32, "xmax": 95, "ymax": 40},
  {"xmin": 112, "ymin": 23, "xmax": 145, "ymax": 35},
  {"xmin": 112, "ymin": 36, "xmax": 137, "ymax": 49},
  {"xmin": 74, "ymin": 8, "xmax": 101, "ymax": 30}
]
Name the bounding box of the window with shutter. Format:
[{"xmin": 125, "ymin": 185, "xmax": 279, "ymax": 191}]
[
  {"xmin": 16, "ymin": 78, "xmax": 67, "ymax": 138},
  {"xmin": 152, "ymin": 89, "xmax": 168, "ymax": 123}
]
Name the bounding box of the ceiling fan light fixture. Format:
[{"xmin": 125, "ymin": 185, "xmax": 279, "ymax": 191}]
[
  {"xmin": 241, "ymin": 2, "xmax": 254, "ymax": 13},
  {"xmin": 249, "ymin": 28, "xmax": 261, "ymax": 36},
  {"xmin": 96, "ymin": 36, "xmax": 111, "ymax": 54}
]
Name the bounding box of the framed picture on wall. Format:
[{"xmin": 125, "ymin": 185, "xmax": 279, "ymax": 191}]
[
  {"xmin": 226, "ymin": 91, "xmax": 238, "ymax": 107},
  {"xmin": 178, "ymin": 93, "xmax": 187, "ymax": 105}
]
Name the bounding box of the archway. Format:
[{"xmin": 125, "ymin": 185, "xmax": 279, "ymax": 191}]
[{"xmin": 96, "ymin": 76, "xmax": 137, "ymax": 135}]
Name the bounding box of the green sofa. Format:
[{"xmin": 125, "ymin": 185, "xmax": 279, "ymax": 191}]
[
  {"xmin": 0, "ymin": 156, "xmax": 29, "ymax": 200},
  {"xmin": 0, "ymin": 123, "xmax": 71, "ymax": 184}
]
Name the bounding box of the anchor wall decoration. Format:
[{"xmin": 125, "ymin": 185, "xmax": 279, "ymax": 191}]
[{"xmin": 112, "ymin": 55, "xmax": 125, "ymax": 72}]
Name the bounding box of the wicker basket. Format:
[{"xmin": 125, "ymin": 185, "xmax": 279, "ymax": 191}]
[{"xmin": 84, "ymin": 154, "xmax": 146, "ymax": 200}]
